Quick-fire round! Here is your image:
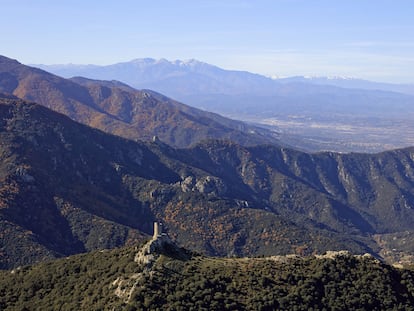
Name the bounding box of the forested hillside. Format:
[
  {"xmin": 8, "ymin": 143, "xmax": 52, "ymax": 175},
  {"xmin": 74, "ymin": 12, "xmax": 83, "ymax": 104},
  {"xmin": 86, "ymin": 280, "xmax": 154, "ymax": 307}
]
[{"xmin": 1, "ymin": 240, "xmax": 413, "ymax": 310}]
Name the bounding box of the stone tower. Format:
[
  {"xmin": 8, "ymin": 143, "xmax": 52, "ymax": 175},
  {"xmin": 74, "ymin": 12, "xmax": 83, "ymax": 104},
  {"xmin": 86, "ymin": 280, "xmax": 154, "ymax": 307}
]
[{"xmin": 153, "ymin": 221, "xmax": 162, "ymax": 240}]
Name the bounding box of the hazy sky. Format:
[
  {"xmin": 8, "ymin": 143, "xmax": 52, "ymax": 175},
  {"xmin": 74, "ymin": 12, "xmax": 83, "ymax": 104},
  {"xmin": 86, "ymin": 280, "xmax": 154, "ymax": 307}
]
[{"xmin": 1, "ymin": 0, "xmax": 413, "ymax": 83}]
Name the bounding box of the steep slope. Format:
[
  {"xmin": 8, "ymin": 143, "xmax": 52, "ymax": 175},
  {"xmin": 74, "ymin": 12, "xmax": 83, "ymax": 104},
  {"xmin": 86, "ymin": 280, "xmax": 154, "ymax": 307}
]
[
  {"xmin": 189, "ymin": 142, "xmax": 414, "ymax": 233},
  {"xmin": 168, "ymin": 141, "xmax": 414, "ymax": 262},
  {"xmin": 1, "ymin": 97, "xmax": 414, "ymax": 268},
  {"xmin": 0, "ymin": 97, "xmax": 171, "ymax": 268},
  {"xmin": 0, "ymin": 97, "xmax": 353, "ymax": 269},
  {"xmin": 1, "ymin": 241, "xmax": 414, "ymax": 310},
  {"xmin": 0, "ymin": 55, "xmax": 280, "ymax": 148}
]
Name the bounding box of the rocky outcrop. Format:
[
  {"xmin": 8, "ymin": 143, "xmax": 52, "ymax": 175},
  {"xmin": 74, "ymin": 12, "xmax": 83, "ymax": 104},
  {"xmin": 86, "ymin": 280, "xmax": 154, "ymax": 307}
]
[
  {"xmin": 113, "ymin": 237, "xmax": 172, "ymax": 303},
  {"xmin": 180, "ymin": 175, "xmax": 227, "ymax": 196},
  {"xmin": 134, "ymin": 238, "xmax": 165, "ymax": 268}
]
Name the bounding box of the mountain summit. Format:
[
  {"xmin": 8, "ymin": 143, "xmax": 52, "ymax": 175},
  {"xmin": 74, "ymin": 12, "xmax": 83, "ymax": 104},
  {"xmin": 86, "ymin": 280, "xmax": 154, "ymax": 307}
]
[
  {"xmin": 2, "ymin": 241, "xmax": 414, "ymax": 310},
  {"xmin": 34, "ymin": 57, "xmax": 277, "ymax": 97}
]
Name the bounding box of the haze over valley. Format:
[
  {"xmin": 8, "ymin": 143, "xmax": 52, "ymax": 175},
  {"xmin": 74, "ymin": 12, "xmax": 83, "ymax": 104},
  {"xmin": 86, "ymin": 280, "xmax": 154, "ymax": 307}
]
[{"xmin": 37, "ymin": 58, "xmax": 414, "ymax": 153}]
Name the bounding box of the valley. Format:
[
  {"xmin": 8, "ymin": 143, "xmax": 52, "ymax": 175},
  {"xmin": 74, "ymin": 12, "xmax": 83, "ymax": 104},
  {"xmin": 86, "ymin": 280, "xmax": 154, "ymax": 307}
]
[{"xmin": 249, "ymin": 114, "xmax": 414, "ymax": 153}]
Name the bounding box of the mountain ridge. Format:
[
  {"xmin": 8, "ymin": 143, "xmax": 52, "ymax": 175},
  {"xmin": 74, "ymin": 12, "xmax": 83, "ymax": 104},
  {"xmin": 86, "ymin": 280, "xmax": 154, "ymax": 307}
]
[
  {"xmin": 276, "ymin": 75, "xmax": 414, "ymax": 95},
  {"xmin": 33, "ymin": 57, "xmax": 414, "ymax": 153},
  {"xmin": 34, "ymin": 57, "xmax": 414, "ymax": 95},
  {"xmin": 1, "ymin": 96, "xmax": 414, "ymax": 268},
  {"xmin": 34, "ymin": 57, "xmax": 279, "ymax": 96},
  {"xmin": 0, "ymin": 55, "xmax": 281, "ymax": 148}
]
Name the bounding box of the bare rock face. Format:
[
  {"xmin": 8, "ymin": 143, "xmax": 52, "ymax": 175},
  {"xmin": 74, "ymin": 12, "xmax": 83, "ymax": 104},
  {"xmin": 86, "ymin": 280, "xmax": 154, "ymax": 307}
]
[
  {"xmin": 195, "ymin": 176, "xmax": 227, "ymax": 196},
  {"xmin": 315, "ymin": 250, "xmax": 351, "ymax": 260},
  {"xmin": 134, "ymin": 238, "xmax": 163, "ymax": 268},
  {"xmin": 180, "ymin": 176, "xmax": 195, "ymax": 193},
  {"xmin": 114, "ymin": 238, "xmax": 170, "ymax": 304},
  {"xmin": 180, "ymin": 175, "xmax": 227, "ymax": 196}
]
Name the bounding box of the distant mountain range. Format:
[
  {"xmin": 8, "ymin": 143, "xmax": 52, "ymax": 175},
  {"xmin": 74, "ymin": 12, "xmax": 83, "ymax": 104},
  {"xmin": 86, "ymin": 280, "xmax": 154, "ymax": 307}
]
[
  {"xmin": 35, "ymin": 58, "xmax": 278, "ymax": 97},
  {"xmin": 0, "ymin": 55, "xmax": 280, "ymax": 148},
  {"xmin": 35, "ymin": 58, "xmax": 414, "ymax": 153},
  {"xmin": 1, "ymin": 95, "xmax": 414, "ymax": 269},
  {"xmin": 35, "ymin": 58, "xmax": 414, "ymax": 96},
  {"xmin": 277, "ymin": 75, "xmax": 414, "ymax": 95}
]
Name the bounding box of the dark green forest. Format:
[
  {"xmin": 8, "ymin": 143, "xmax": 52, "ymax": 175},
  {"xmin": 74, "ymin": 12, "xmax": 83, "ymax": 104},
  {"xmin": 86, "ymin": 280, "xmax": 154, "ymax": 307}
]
[{"xmin": 1, "ymin": 241, "xmax": 414, "ymax": 310}]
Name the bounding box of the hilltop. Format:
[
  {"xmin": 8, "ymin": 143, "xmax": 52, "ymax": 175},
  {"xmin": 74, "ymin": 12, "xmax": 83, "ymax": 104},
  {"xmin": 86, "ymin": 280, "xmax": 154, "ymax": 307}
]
[{"xmin": 1, "ymin": 239, "xmax": 414, "ymax": 310}]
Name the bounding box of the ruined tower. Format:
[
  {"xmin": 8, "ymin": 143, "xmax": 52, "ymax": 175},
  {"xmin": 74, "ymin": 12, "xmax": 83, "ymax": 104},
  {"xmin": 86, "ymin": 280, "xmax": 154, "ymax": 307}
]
[{"xmin": 153, "ymin": 221, "xmax": 163, "ymax": 240}]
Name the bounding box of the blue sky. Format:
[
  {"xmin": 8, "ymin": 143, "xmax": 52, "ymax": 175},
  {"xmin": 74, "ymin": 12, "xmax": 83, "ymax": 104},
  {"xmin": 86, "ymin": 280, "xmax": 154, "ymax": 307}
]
[{"xmin": 1, "ymin": 0, "xmax": 413, "ymax": 83}]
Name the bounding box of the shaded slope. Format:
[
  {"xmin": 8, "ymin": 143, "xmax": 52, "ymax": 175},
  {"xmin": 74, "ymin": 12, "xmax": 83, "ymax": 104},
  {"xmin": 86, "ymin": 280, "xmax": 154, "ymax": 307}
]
[
  {"xmin": 179, "ymin": 141, "xmax": 414, "ymax": 234},
  {"xmin": 0, "ymin": 97, "xmax": 345, "ymax": 269},
  {"xmin": 0, "ymin": 97, "xmax": 175, "ymax": 268},
  {"xmin": 1, "ymin": 97, "xmax": 414, "ymax": 268}
]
